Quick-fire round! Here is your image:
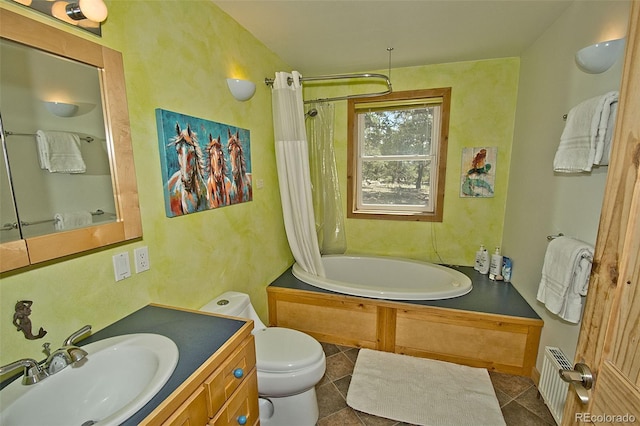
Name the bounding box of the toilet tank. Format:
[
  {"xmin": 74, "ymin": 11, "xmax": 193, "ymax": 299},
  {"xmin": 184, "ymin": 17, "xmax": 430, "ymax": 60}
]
[{"xmin": 200, "ymin": 291, "xmax": 266, "ymax": 330}]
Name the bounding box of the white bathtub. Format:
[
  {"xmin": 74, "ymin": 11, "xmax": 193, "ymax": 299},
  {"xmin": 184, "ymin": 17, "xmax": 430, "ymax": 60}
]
[{"xmin": 291, "ymin": 255, "xmax": 472, "ymax": 300}]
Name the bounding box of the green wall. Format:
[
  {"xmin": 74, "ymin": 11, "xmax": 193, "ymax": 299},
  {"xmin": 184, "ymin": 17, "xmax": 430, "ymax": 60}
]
[
  {"xmin": 0, "ymin": 0, "xmax": 292, "ymax": 366},
  {"xmin": 304, "ymin": 58, "xmax": 520, "ymax": 265}
]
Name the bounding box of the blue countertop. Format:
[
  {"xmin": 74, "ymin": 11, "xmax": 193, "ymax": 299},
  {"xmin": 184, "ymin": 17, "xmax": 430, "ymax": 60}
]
[{"xmin": 269, "ymin": 265, "xmax": 541, "ymax": 320}]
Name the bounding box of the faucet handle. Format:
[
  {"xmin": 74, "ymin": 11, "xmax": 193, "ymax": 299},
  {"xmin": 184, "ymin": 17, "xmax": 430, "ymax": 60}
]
[
  {"xmin": 63, "ymin": 325, "xmax": 91, "ymax": 346},
  {"xmin": 0, "ymin": 358, "xmax": 49, "ymax": 385},
  {"xmin": 42, "ymin": 342, "xmax": 51, "ymax": 357}
]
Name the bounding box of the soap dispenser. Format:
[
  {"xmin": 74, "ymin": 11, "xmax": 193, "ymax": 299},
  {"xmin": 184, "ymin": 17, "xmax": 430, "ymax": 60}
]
[
  {"xmin": 479, "ymin": 247, "xmax": 490, "ymax": 274},
  {"xmin": 474, "ymin": 245, "xmax": 485, "ymax": 271},
  {"xmin": 489, "ymin": 247, "xmax": 503, "ymax": 279}
]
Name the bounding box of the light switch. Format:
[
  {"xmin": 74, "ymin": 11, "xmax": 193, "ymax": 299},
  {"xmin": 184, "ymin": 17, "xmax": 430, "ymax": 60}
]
[{"xmin": 113, "ymin": 252, "xmax": 131, "ymax": 281}]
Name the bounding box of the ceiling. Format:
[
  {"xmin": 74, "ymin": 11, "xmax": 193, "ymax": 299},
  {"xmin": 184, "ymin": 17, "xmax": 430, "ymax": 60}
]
[{"xmin": 213, "ymin": 0, "xmax": 574, "ymax": 76}]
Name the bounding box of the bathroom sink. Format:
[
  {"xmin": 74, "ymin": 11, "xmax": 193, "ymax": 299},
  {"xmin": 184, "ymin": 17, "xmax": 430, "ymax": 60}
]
[{"xmin": 0, "ymin": 333, "xmax": 179, "ymax": 426}]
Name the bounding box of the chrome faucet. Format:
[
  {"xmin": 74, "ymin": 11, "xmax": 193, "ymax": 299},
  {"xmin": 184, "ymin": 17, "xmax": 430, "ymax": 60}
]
[
  {"xmin": 0, "ymin": 358, "xmax": 48, "ymax": 385},
  {"xmin": 43, "ymin": 325, "xmax": 91, "ymax": 375},
  {"xmin": 0, "ymin": 325, "xmax": 92, "ymax": 385}
]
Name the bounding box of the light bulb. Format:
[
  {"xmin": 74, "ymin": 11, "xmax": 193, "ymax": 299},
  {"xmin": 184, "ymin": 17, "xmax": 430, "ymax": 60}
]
[
  {"xmin": 51, "ymin": 1, "xmax": 79, "ymax": 25},
  {"xmin": 78, "ymin": 0, "xmax": 108, "ymax": 22}
]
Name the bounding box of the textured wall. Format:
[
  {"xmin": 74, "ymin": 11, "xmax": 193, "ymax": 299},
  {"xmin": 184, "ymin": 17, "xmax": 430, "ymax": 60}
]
[
  {"xmin": 503, "ymin": 0, "xmax": 629, "ymax": 370},
  {"xmin": 0, "ymin": 0, "xmax": 291, "ymax": 366},
  {"xmin": 304, "ymin": 58, "xmax": 520, "ymax": 266}
]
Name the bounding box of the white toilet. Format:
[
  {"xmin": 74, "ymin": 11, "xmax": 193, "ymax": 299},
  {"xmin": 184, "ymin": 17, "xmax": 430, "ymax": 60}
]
[{"xmin": 201, "ymin": 291, "xmax": 326, "ymax": 426}]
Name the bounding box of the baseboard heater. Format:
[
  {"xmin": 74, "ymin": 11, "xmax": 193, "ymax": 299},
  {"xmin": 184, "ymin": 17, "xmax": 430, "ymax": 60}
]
[{"xmin": 538, "ymin": 346, "xmax": 573, "ymax": 425}]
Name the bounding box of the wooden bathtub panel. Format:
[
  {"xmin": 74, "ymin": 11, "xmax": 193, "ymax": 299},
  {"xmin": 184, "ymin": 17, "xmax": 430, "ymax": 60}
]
[
  {"xmin": 267, "ymin": 286, "xmax": 543, "ymax": 377},
  {"xmin": 269, "ymin": 289, "xmax": 379, "ymax": 348},
  {"xmin": 395, "ymin": 311, "xmax": 528, "ymax": 371}
]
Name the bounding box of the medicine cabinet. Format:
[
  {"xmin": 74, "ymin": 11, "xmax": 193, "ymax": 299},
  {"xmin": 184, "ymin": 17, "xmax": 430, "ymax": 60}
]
[{"xmin": 0, "ymin": 9, "xmax": 141, "ymax": 273}]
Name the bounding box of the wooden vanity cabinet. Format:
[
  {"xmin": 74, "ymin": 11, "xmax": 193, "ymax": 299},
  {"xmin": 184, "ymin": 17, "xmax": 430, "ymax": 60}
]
[{"xmin": 141, "ymin": 321, "xmax": 259, "ymax": 426}]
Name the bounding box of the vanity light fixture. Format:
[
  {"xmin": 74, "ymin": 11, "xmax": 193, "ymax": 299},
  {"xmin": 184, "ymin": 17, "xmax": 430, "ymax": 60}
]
[
  {"xmin": 575, "ymin": 38, "xmax": 625, "ymax": 74},
  {"xmin": 227, "ymin": 78, "xmax": 256, "ymax": 102},
  {"xmin": 14, "ymin": 0, "xmax": 107, "ymax": 35},
  {"xmin": 63, "ymin": 0, "xmax": 108, "ymax": 23},
  {"xmin": 44, "ymin": 101, "xmax": 79, "ymax": 117}
]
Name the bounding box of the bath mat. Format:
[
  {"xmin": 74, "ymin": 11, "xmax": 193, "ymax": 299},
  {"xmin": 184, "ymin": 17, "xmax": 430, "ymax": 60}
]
[{"xmin": 346, "ymin": 349, "xmax": 505, "ymax": 426}]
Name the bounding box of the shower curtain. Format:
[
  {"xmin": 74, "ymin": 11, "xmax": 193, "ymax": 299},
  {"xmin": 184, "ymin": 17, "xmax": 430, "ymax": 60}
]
[
  {"xmin": 271, "ymin": 71, "xmax": 325, "ymax": 276},
  {"xmin": 307, "ymin": 102, "xmax": 347, "ymax": 254}
]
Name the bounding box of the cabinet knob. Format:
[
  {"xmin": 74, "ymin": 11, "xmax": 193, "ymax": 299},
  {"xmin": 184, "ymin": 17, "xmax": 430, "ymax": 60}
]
[
  {"xmin": 233, "ymin": 368, "xmax": 244, "ymax": 378},
  {"xmin": 237, "ymin": 414, "xmax": 247, "ymax": 425}
]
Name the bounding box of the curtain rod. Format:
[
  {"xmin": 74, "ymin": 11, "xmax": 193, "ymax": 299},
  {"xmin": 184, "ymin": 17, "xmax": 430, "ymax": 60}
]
[{"xmin": 265, "ymin": 72, "xmax": 392, "ymax": 104}]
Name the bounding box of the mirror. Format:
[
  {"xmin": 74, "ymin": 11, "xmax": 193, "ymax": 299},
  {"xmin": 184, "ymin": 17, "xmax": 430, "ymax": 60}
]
[
  {"xmin": 0, "ymin": 9, "xmax": 141, "ymax": 272},
  {"xmin": 1, "ymin": 37, "xmax": 116, "ymax": 239}
]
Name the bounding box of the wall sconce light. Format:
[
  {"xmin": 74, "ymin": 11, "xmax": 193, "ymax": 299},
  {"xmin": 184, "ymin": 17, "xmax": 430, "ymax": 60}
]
[
  {"xmin": 44, "ymin": 101, "xmax": 79, "ymax": 117},
  {"xmin": 575, "ymin": 38, "xmax": 625, "ymax": 74},
  {"xmin": 227, "ymin": 78, "xmax": 256, "ymax": 101}
]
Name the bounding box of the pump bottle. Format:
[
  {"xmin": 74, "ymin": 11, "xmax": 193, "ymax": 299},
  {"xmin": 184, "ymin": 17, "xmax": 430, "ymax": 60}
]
[
  {"xmin": 478, "ymin": 247, "xmax": 490, "ymax": 274},
  {"xmin": 489, "ymin": 247, "xmax": 503, "ymax": 279},
  {"xmin": 474, "ymin": 245, "xmax": 485, "ymax": 271}
]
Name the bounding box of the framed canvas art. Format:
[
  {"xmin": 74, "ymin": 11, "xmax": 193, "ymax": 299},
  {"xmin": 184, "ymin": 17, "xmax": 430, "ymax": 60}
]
[
  {"xmin": 460, "ymin": 147, "xmax": 496, "ymax": 198},
  {"xmin": 156, "ymin": 109, "xmax": 252, "ymax": 217}
]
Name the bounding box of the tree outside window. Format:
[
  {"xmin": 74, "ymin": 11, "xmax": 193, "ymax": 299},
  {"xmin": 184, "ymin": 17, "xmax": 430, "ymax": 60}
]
[{"xmin": 347, "ymin": 88, "xmax": 451, "ymax": 221}]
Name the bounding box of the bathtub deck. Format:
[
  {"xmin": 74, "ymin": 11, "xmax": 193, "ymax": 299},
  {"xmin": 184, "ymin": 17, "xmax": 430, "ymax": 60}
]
[
  {"xmin": 269, "ymin": 265, "xmax": 540, "ymax": 319},
  {"xmin": 267, "ymin": 266, "xmax": 543, "ymax": 378}
]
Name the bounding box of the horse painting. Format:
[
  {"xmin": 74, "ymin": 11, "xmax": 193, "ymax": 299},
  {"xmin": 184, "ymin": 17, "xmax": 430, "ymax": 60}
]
[
  {"xmin": 227, "ymin": 129, "xmax": 252, "ymax": 204},
  {"xmin": 166, "ymin": 123, "xmax": 208, "ymax": 215},
  {"xmin": 205, "ymin": 134, "xmax": 232, "ymax": 208}
]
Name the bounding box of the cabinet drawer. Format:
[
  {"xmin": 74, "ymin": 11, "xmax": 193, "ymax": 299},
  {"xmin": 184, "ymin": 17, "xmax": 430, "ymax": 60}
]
[
  {"xmin": 163, "ymin": 385, "xmax": 209, "ymax": 426},
  {"xmin": 205, "ymin": 335, "xmax": 256, "ymax": 416},
  {"xmin": 210, "ymin": 369, "xmax": 259, "ymax": 426}
]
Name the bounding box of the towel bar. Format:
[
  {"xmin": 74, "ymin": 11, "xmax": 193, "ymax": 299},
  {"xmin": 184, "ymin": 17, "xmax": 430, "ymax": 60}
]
[
  {"xmin": 0, "ymin": 209, "xmax": 112, "ymax": 230},
  {"xmin": 4, "ymin": 130, "xmax": 94, "ymax": 143},
  {"xmin": 546, "ymin": 233, "xmax": 593, "ymax": 262},
  {"xmin": 547, "ymin": 233, "xmax": 564, "ymax": 241}
]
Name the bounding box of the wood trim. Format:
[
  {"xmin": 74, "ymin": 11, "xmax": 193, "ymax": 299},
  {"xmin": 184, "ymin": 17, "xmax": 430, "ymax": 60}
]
[
  {"xmin": 376, "ymin": 306, "xmax": 396, "ymax": 352},
  {"xmin": 0, "ymin": 239, "xmax": 29, "ymax": 271},
  {"xmin": 26, "ymin": 222, "xmax": 125, "ymax": 263},
  {"xmin": 267, "ymin": 285, "xmax": 544, "ymax": 327},
  {"xmin": 0, "ymin": 9, "xmax": 104, "ymax": 66},
  {"xmin": 346, "ymin": 87, "xmax": 451, "ymax": 222},
  {"xmin": 101, "ymin": 46, "xmax": 142, "ymax": 240}
]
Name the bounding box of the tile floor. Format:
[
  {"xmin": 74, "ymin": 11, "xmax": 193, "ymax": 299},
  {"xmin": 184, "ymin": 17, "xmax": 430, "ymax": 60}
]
[{"xmin": 316, "ymin": 343, "xmax": 557, "ymax": 426}]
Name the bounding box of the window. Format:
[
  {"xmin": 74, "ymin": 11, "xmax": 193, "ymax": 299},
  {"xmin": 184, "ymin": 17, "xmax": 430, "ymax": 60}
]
[{"xmin": 347, "ymin": 88, "xmax": 451, "ymax": 221}]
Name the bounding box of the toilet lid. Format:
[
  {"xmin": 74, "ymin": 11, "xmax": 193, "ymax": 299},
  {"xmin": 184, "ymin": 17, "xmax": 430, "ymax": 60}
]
[{"xmin": 254, "ymin": 327, "xmax": 324, "ymax": 373}]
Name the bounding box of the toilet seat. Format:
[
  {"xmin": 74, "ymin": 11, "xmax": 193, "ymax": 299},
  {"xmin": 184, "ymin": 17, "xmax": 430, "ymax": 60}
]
[{"xmin": 254, "ymin": 327, "xmax": 324, "ymax": 373}]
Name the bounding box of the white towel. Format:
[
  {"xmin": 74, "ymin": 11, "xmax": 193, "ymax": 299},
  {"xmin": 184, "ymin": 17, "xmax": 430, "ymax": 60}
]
[
  {"xmin": 36, "ymin": 130, "xmax": 86, "ymax": 173},
  {"xmin": 594, "ymin": 100, "xmax": 617, "ymax": 165},
  {"xmin": 537, "ymin": 236, "xmax": 594, "ymax": 323},
  {"xmin": 54, "ymin": 211, "xmax": 93, "ymax": 230},
  {"xmin": 553, "ymin": 91, "xmax": 618, "ymax": 173}
]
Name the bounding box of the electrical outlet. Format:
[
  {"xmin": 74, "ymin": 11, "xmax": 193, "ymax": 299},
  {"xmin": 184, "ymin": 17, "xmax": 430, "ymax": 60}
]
[
  {"xmin": 134, "ymin": 246, "xmax": 150, "ymax": 273},
  {"xmin": 113, "ymin": 252, "xmax": 131, "ymax": 281}
]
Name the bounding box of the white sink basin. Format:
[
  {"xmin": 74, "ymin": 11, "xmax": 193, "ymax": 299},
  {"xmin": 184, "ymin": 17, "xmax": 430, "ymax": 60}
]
[{"xmin": 0, "ymin": 333, "xmax": 179, "ymax": 426}]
